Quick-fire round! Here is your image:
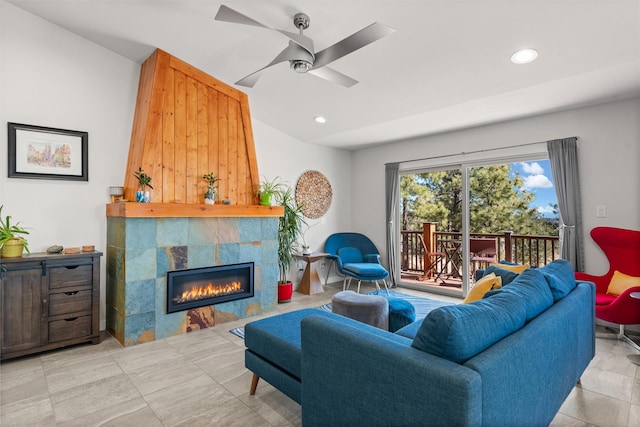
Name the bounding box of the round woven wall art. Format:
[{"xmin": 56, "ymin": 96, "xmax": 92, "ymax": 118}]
[{"xmin": 295, "ymin": 170, "xmax": 332, "ymax": 219}]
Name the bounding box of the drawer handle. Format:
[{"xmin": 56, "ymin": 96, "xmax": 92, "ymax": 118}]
[
  {"xmin": 64, "ymin": 317, "xmax": 79, "ymax": 322},
  {"xmin": 64, "ymin": 291, "xmax": 79, "ymax": 296},
  {"xmin": 65, "ymin": 266, "xmax": 79, "ymax": 270}
]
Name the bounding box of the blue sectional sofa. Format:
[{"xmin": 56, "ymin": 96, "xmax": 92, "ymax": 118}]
[{"xmin": 245, "ymin": 259, "xmax": 595, "ymax": 427}]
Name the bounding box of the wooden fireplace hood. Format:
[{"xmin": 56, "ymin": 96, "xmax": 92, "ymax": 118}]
[{"xmin": 107, "ymin": 49, "xmax": 282, "ymax": 218}]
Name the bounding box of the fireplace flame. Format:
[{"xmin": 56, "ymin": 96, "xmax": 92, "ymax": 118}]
[{"xmin": 175, "ymin": 281, "xmax": 243, "ymax": 304}]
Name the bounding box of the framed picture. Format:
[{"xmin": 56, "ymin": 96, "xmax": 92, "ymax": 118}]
[{"xmin": 8, "ymin": 122, "xmax": 88, "ymax": 181}]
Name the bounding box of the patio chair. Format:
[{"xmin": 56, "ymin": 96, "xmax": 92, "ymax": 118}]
[
  {"xmin": 324, "ymin": 232, "xmax": 389, "ymax": 294},
  {"xmin": 575, "ymin": 226, "xmax": 640, "ymax": 350},
  {"xmin": 470, "ymin": 238, "xmax": 498, "ymax": 280}
]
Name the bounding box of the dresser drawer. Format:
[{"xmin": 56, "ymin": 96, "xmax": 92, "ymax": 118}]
[
  {"xmin": 49, "ymin": 264, "xmax": 93, "ymax": 290},
  {"xmin": 48, "ymin": 315, "xmax": 92, "ymax": 342},
  {"xmin": 49, "ymin": 290, "xmax": 92, "ymax": 317}
]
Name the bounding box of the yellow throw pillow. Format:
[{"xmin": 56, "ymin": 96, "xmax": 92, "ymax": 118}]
[
  {"xmin": 606, "ymin": 270, "xmax": 640, "ymax": 296},
  {"xmin": 464, "ymin": 273, "xmax": 502, "ymax": 303},
  {"xmin": 489, "ymin": 262, "xmax": 530, "ymax": 274}
]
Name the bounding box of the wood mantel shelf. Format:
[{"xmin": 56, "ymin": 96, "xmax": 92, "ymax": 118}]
[{"xmin": 106, "ymin": 203, "xmax": 284, "ymax": 218}]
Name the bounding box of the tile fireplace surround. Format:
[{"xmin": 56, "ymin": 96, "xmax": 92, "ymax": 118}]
[{"xmin": 106, "ymin": 215, "xmax": 279, "ymax": 346}]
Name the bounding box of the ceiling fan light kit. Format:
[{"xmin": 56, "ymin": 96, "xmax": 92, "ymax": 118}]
[{"xmin": 215, "ymin": 5, "xmax": 395, "ymax": 88}]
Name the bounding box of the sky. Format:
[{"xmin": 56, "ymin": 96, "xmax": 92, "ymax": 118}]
[{"xmin": 510, "ymin": 160, "xmax": 558, "ymax": 217}]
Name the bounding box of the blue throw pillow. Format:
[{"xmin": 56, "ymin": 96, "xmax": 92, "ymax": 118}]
[
  {"xmin": 483, "ymin": 265, "xmax": 520, "ymax": 285},
  {"xmin": 411, "ymin": 291, "xmax": 527, "ymax": 363},
  {"xmin": 537, "ymin": 259, "xmax": 576, "ymax": 301},
  {"xmin": 483, "ymin": 269, "xmax": 553, "ymax": 322}
]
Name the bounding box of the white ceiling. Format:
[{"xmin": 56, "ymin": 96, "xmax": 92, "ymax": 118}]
[{"xmin": 8, "ymin": 0, "xmax": 640, "ymax": 150}]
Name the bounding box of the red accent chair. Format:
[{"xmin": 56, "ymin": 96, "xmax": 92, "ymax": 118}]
[{"xmin": 575, "ymin": 227, "xmax": 640, "ymax": 350}]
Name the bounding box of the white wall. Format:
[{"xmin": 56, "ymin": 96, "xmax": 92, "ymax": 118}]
[
  {"xmin": 351, "ymin": 97, "xmax": 640, "ymax": 276},
  {"xmin": 253, "ymin": 120, "xmax": 352, "ymax": 285},
  {"xmin": 0, "ymin": 1, "xmax": 352, "ymax": 326}
]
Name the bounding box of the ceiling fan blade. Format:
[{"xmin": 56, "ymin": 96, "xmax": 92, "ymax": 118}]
[
  {"xmin": 216, "ymin": 6, "xmax": 314, "ymax": 57},
  {"xmin": 235, "ymin": 42, "xmax": 310, "ymax": 88},
  {"xmin": 308, "ymin": 66, "xmax": 358, "ymax": 88},
  {"xmin": 313, "ymin": 22, "xmax": 395, "ymax": 69},
  {"xmin": 214, "ymin": 5, "xmax": 270, "ymax": 29}
]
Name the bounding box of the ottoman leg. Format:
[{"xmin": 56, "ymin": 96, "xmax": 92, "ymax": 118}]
[{"xmin": 250, "ymin": 373, "xmax": 260, "ymax": 395}]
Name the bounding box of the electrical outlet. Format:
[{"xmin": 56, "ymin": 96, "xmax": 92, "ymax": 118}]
[{"xmin": 596, "ymin": 205, "xmax": 606, "ymax": 218}]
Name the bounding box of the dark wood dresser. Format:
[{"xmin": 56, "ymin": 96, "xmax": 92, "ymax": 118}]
[{"xmin": 0, "ymin": 251, "xmax": 102, "ymax": 360}]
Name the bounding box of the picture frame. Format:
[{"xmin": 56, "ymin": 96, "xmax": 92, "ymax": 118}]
[{"xmin": 8, "ymin": 122, "xmax": 88, "ymax": 181}]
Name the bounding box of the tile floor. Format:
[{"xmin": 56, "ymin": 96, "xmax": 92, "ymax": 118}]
[{"xmin": 1, "ymin": 282, "xmax": 639, "ymax": 426}]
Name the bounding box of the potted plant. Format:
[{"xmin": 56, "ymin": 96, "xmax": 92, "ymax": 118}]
[
  {"xmin": 258, "ymin": 176, "xmax": 284, "ymax": 206},
  {"xmin": 0, "ymin": 205, "xmax": 30, "ymax": 258},
  {"xmin": 275, "ymin": 185, "xmax": 306, "ymax": 303},
  {"xmin": 203, "ymin": 173, "xmax": 220, "ymax": 205},
  {"xmin": 133, "ymin": 167, "xmax": 153, "ymax": 203}
]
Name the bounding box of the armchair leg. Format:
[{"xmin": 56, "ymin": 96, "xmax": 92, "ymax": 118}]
[
  {"xmin": 596, "ymin": 324, "xmax": 640, "ymax": 352},
  {"xmin": 357, "ymin": 280, "xmax": 362, "ymax": 293}
]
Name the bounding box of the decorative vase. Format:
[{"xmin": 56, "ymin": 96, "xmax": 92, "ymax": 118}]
[
  {"xmin": 260, "ymin": 192, "xmax": 272, "ymax": 206},
  {"xmin": 204, "ymin": 188, "xmax": 215, "ymax": 205},
  {"xmin": 1, "ymin": 238, "xmax": 25, "ymax": 258},
  {"xmin": 136, "ymin": 190, "xmax": 150, "ymax": 203},
  {"xmin": 278, "ymin": 281, "xmax": 293, "ymax": 303}
]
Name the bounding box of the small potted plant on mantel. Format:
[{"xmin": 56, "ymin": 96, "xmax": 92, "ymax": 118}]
[
  {"xmin": 258, "ymin": 176, "xmax": 284, "ymax": 206},
  {"xmin": 0, "ymin": 205, "xmax": 30, "ymax": 258},
  {"xmin": 133, "ymin": 167, "xmax": 153, "ymax": 203},
  {"xmin": 203, "ymin": 173, "xmax": 220, "ymax": 205}
]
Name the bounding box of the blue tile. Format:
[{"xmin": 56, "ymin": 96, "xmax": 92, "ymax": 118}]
[
  {"xmin": 239, "ymin": 242, "xmax": 262, "ymax": 265},
  {"xmin": 261, "ymin": 240, "xmax": 279, "ymax": 264},
  {"xmin": 125, "ymin": 248, "xmax": 156, "ymax": 282},
  {"xmin": 125, "ymin": 279, "xmax": 156, "ymax": 315},
  {"xmin": 261, "ymin": 218, "xmax": 278, "ymax": 240},
  {"xmin": 188, "ymin": 245, "xmax": 216, "ymax": 268},
  {"xmin": 239, "ymin": 218, "xmax": 261, "ymax": 242},
  {"xmin": 157, "ymin": 218, "xmax": 189, "ymax": 246},
  {"xmin": 125, "ymin": 219, "xmax": 157, "ymax": 249},
  {"xmin": 218, "ymin": 243, "xmax": 240, "ymax": 265}
]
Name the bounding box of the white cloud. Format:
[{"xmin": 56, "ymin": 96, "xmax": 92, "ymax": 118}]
[
  {"xmin": 537, "ymin": 205, "xmax": 556, "ymax": 214},
  {"xmin": 523, "ymin": 174, "xmax": 553, "ymax": 190},
  {"xmin": 521, "ymin": 162, "xmax": 544, "ymax": 175}
]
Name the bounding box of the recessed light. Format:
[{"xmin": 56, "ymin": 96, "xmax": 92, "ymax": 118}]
[
  {"xmin": 314, "ymin": 116, "xmax": 327, "ymax": 124},
  {"xmin": 511, "ymin": 48, "xmax": 538, "ymax": 64}
]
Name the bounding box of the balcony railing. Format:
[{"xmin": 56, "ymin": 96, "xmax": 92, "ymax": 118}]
[{"xmin": 401, "ymin": 224, "xmax": 559, "ymax": 280}]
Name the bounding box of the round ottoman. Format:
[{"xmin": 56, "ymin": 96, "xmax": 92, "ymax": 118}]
[
  {"xmin": 331, "ymin": 291, "xmax": 389, "ymax": 330},
  {"xmin": 387, "ymin": 298, "xmax": 416, "ymax": 332}
]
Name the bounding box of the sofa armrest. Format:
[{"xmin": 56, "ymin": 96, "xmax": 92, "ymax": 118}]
[{"xmin": 301, "ymin": 314, "xmax": 482, "ymax": 427}]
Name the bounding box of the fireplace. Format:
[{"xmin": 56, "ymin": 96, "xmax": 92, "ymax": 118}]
[{"xmin": 166, "ymin": 262, "xmax": 254, "ymax": 314}]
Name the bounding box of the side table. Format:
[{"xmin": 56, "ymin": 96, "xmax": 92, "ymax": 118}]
[
  {"xmin": 296, "ymin": 253, "xmax": 329, "ymax": 295},
  {"xmin": 627, "ymin": 292, "xmax": 640, "ymax": 366}
]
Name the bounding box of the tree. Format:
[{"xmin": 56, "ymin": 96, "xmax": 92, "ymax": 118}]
[{"xmin": 400, "ymin": 165, "xmax": 558, "ymax": 236}]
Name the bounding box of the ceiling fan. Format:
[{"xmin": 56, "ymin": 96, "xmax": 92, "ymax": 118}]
[{"xmin": 215, "ymin": 5, "xmax": 395, "ymax": 88}]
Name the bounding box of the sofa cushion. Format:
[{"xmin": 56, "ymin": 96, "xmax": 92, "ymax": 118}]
[
  {"xmin": 483, "ymin": 269, "xmax": 553, "ymax": 322},
  {"xmin": 411, "ymin": 291, "xmax": 527, "ymax": 363},
  {"xmin": 464, "ymin": 273, "xmax": 502, "ymax": 303},
  {"xmin": 537, "ymin": 259, "xmax": 576, "ymax": 301},
  {"xmin": 337, "ymin": 246, "xmax": 364, "ymax": 264},
  {"xmin": 483, "ymin": 265, "xmax": 521, "ymax": 285},
  {"xmin": 606, "ymin": 270, "xmax": 640, "ymax": 296}
]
